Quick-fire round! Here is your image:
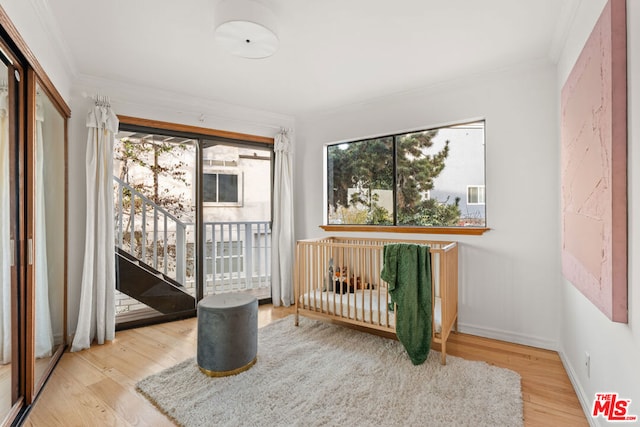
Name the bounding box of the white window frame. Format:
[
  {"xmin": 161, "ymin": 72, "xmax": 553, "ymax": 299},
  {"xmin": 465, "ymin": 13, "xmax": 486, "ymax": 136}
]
[
  {"xmin": 203, "ymin": 171, "xmax": 244, "ymax": 207},
  {"xmin": 467, "ymin": 185, "xmax": 485, "ymax": 205}
]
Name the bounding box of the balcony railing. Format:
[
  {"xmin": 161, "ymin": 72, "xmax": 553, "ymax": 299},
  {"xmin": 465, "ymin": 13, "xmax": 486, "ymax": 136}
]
[{"xmin": 114, "ymin": 177, "xmax": 271, "ymax": 313}]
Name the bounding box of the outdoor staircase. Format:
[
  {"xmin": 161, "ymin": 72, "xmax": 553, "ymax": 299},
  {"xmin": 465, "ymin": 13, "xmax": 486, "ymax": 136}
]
[
  {"xmin": 113, "ymin": 175, "xmax": 272, "ymax": 321},
  {"xmin": 115, "ymin": 247, "xmax": 196, "ymax": 314}
]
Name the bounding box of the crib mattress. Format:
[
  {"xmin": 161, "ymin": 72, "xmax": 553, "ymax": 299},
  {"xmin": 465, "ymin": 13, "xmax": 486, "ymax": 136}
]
[{"xmin": 301, "ymin": 290, "xmax": 442, "ymax": 333}]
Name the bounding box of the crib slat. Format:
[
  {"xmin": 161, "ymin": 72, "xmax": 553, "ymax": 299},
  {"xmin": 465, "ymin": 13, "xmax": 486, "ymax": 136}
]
[
  {"xmin": 312, "ymin": 243, "xmax": 318, "ymax": 312},
  {"xmin": 357, "ymin": 246, "xmax": 361, "ymax": 322},
  {"xmin": 346, "ymin": 246, "xmax": 351, "ymax": 321}
]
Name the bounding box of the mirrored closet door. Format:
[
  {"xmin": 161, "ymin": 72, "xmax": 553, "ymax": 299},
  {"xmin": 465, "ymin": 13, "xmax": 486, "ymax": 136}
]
[
  {"xmin": 0, "ymin": 56, "xmax": 11, "ymax": 423},
  {"xmin": 31, "ymin": 80, "xmax": 66, "ymax": 396},
  {"xmin": 1, "ymin": 8, "xmax": 70, "ymax": 424},
  {"xmin": 0, "ymin": 39, "xmax": 24, "ymax": 424}
]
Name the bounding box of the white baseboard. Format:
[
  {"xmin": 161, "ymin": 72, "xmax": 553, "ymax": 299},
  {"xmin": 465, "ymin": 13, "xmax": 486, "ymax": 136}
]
[
  {"xmin": 457, "ymin": 322, "xmax": 558, "ymax": 351},
  {"xmin": 558, "ymin": 350, "xmax": 597, "ymax": 426}
]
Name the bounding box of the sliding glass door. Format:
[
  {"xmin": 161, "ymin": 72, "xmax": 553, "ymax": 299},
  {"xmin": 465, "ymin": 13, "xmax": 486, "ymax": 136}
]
[
  {"xmin": 201, "ymin": 140, "xmax": 272, "ymax": 300},
  {"xmin": 113, "ymin": 130, "xmax": 198, "ymax": 327},
  {"xmin": 113, "ymin": 123, "xmax": 274, "ymax": 328}
]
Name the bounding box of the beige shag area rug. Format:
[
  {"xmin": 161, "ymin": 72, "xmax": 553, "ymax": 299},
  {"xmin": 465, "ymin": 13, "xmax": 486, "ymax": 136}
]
[{"xmin": 137, "ymin": 316, "xmax": 523, "ymax": 426}]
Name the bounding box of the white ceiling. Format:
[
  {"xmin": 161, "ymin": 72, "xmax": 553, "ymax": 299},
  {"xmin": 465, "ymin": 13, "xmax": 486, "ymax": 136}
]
[{"xmin": 46, "ymin": 0, "xmax": 576, "ymax": 116}]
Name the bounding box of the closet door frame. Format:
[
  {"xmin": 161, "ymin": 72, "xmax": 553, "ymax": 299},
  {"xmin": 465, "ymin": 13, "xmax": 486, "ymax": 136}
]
[
  {"xmin": 0, "ymin": 36, "xmax": 27, "ymax": 426},
  {"xmin": 0, "ymin": 6, "xmax": 70, "ymax": 424},
  {"xmin": 25, "ymin": 69, "xmax": 68, "ymax": 402}
]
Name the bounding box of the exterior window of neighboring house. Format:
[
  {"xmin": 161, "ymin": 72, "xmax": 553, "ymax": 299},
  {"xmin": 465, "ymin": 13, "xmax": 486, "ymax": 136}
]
[
  {"xmin": 467, "ymin": 185, "xmax": 485, "ymax": 205},
  {"xmin": 203, "ymin": 172, "xmax": 243, "ymax": 206},
  {"xmin": 326, "ymin": 120, "xmax": 485, "ymax": 227}
]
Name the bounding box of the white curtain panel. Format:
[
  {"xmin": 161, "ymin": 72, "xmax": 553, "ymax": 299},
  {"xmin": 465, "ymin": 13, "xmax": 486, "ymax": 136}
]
[
  {"xmin": 35, "ymin": 95, "xmax": 54, "ymax": 358},
  {"xmin": 0, "ymin": 90, "xmax": 11, "ymax": 363},
  {"xmin": 271, "ymin": 129, "xmax": 295, "ymax": 307},
  {"xmin": 71, "ymin": 104, "xmax": 118, "ymax": 352}
]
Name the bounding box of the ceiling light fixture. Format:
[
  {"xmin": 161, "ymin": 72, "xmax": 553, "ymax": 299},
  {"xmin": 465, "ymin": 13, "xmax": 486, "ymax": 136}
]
[{"xmin": 213, "ymin": 0, "xmax": 279, "ymax": 59}]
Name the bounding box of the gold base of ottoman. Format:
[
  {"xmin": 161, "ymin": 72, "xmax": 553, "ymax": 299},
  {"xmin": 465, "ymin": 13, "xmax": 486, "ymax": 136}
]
[{"xmin": 198, "ymin": 356, "xmax": 257, "ymax": 377}]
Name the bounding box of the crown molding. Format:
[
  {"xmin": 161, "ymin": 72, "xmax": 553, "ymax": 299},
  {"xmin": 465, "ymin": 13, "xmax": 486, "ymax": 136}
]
[
  {"xmin": 72, "ymin": 74, "xmax": 295, "ymax": 136},
  {"xmin": 309, "ymin": 57, "xmax": 554, "ymax": 118},
  {"xmin": 0, "ymin": 4, "xmax": 70, "ymax": 116},
  {"xmin": 548, "ymin": 0, "xmax": 582, "ymax": 63},
  {"xmin": 28, "ymin": 0, "xmax": 78, "ymax": 78}
]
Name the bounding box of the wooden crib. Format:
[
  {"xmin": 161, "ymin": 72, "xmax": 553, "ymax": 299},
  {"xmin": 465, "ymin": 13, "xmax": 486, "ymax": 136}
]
[{"xmin": 294, "ymin": 237, "xmax": 458, "ymax": 365}]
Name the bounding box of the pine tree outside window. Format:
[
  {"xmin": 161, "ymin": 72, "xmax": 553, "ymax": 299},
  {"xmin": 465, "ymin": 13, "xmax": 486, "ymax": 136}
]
[{"xmin": 326, "ymin": 120, "xmax": 485, "ymax": 228}]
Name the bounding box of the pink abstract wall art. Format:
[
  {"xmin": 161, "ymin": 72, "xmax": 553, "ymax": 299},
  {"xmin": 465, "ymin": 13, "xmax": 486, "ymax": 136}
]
[{"xmin": 561, "ymin": 0, "xmax": 627, "ymax": 323}]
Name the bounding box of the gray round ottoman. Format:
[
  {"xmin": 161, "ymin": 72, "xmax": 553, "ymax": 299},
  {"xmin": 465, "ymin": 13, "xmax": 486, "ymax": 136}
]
[{"xmin": 197, "ymin": 293, "xmax": 258, "ymax": 377}]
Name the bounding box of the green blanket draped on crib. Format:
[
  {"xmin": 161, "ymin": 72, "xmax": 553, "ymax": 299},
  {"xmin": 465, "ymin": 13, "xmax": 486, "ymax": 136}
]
[{"xmin": 381, "ymin": 243, "xmax": 432, "ymax": 365}]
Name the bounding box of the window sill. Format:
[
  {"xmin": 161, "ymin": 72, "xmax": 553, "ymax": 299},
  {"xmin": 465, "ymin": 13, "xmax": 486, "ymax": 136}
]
[{"xmin": 318, "ymin": 225, "xmax": 490, "ymax": 235}]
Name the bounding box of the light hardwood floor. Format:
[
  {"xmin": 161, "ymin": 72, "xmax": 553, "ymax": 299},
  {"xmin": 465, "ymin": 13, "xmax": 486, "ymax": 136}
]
[{"xmin": 25, "ymin": 306, "xmax": 587, "ymax": 426}]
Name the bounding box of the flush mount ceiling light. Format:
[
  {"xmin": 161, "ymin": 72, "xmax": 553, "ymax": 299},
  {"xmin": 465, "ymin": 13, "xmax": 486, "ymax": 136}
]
[{"xmin": 214, "ymin": 0, "xmax": 279, "ymax": 59}]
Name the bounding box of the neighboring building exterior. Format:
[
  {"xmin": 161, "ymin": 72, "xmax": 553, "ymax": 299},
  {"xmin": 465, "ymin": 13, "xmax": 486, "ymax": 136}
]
[
  {"xmin": 201, "ymin": 143, "xmax": 272, "ymax": 223},
  {"xmin": 429, "ymin": 123, "xmax": 486, "ymax": 225}
]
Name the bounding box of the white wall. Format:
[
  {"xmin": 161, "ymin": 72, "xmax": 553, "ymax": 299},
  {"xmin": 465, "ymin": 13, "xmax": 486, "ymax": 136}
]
[
  {"xmin": 66, "ymin": 76, "xmax": 295, "ymax": 335},
  {"xmin": 296, "ymin": 61, "xmax": 561, "ymax": 350},
  {"xmin": 557, "ymin": 0, "xmax": 640, "ymax": 423},
  {"xmin": 0, "ymin": 0, "xmax": 73, "ymax": 100}
]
